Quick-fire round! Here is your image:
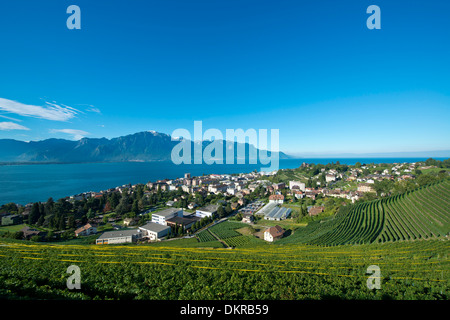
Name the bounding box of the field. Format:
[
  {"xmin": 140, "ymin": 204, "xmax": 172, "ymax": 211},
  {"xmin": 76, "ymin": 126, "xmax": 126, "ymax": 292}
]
[
  {"xmin": 0, "ymin": 238, "xmax": 447, "ymax": 300},
  {"xmin": 0, "ymin": 224, "xmax": 26, "ymax": 233},
  {"xmin": 196, "ymin": 229, "xmax": 217, "ymax": 242},
  {"xmin": 206, "ymin": 221, "xmax": 265, "ymax": 248}
]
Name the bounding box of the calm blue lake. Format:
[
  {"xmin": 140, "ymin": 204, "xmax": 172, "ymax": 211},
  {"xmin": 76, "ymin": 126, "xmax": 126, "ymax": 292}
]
[{"xmin": 0, "ymin": 158, "xmax": 444, "ymax": 205}]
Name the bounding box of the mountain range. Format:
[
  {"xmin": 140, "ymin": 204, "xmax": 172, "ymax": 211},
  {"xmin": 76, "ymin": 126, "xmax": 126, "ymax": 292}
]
[{"xmin": 0, "ymin": 131, "xmax": 290, "ymax": 163}]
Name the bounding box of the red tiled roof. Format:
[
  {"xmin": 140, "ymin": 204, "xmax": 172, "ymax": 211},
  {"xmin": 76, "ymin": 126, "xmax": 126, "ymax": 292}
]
[
  {"xmin": 269, "ymin": 194, "xmax": 284, "ymax": 200},
  {"xmin": 309, "ymin": 206, "xmax": 325, "ymax": 216},
  {"xmin": 75, "ymin": 223, "xmax": 93, "ymax": 234},
  {"xmin": 265, "ymin": 225, "xmax": 284, "ymax": 238}
]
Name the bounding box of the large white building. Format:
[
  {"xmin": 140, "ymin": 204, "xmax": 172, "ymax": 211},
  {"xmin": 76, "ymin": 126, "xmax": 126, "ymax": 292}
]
[
  {"xmin": 139, "ymin": 222, "xmax": 171, "ymax": 241},
  {"xmin": 195, "ymin": 204, "xmax": 219, "ymax": 218},
  {"xmin": 96, "ymin": 229, "xmax": 143, "ymax": 245},
  {"xmin": 151, "ymin": 208, "xmax": 183, "ymax": 225}
]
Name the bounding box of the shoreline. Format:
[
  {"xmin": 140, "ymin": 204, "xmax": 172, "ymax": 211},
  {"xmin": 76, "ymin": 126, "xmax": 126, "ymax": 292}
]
[
  {"xmin": 1, "ymin": 157, "xmax": 447, "ymax": 206},
  {"xmin": 0, "ymin": 156, "xmax": 446, "ymax": 166}
]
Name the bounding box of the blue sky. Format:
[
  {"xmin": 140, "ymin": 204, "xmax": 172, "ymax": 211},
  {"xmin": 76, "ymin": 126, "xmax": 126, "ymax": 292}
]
[{"xmin": 0, "ymin": 0, "xmax": 449, "ymax": 155}]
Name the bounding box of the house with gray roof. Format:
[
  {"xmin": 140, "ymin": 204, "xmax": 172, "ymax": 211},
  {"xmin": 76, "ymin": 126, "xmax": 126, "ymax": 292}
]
[
  {"xmin": 139, "ymin": 222, "xmax": 171, "ymax": 240},
  {"xmin": 96, "ymin": 229, "xmax": 143, "ymax": 245},
  {"xmin": 195, "ymin": 204, "xmax": 219, "ymax": 218}
]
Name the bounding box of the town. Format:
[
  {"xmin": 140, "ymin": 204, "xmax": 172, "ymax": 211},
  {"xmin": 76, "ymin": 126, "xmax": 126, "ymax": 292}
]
[{"xmin": 0, "ymin": 158, "xmax": 448, "ymax": 247}]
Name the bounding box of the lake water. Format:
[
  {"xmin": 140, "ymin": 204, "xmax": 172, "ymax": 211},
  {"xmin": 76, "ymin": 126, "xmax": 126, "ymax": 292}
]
[{"xmin": 0, "ymin": 158, "xmax": 444, "ymax": 205}]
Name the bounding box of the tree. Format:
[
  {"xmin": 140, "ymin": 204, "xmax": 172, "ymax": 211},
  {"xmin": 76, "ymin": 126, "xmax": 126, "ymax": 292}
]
[
  {"xmin": 373, "ymin": 179, "xmax": 393, "ymax": 197},
  {"xmin": 425, "ymin": 158, "xmax": 438, "ymax": 167},
  {"xmin": 103, "ymin": 201, "xmax": 112, "ymax": 213},
  {"xmin": 217, "ymin": 205, "xmax": 225, "ymax": 218},
  {"xmin": 36, "ymin": 215, "xmax": 45, "ymax": 227},
  {"xmin": 67, "ymin": 215, "xmax": 75, "ymax": 229},
  {"xmin": 45, "ymin": 231, "xmax": 54, "ymax": 241},
  {"xmin": 87, "ymin": 208, "xmax": 95, "ymax": 219},
  {"xmin": 30, "ymin": 235, "xmax": 40, "ymax": 242},
  {"xmin": 138, "ymin": 198, "xmax": 146, "ymax": 211},
  {"xmin": 109, "ymin": 192, "xmax": 120, "ymax": 209},
  {"xmin": 39, "ymin": 203, "xmax": 45, "ymax": 218},
  {"xmin": 138, "ymin": 215, "xmax": 146, "ymax": 226},
  {"xmin": 0, "ymin": 203, "xmax": 18, "ymax": 214},
  {"xmin": 301, "ymin": 206, "xmax": 307, "ymax": 218},
  {"xmin": 319, "ymin": 173, "xmax": 326, "ymax": 187},
  {"xmin": 115, "ymin": 196, "xmax": 131, "ymax": 216},
  {"xmin": 29, "ymin": 203, "xmax": 41, "ymax": 225},
  {"xmin": 132, "ymin": 200, "xmax": 140, "ymax": 216},
  {"xmin": 44, "ymin": 197, "xmax": 55, "ymax": 216},
  {"xmin": 58, "ymin": 216, "xmax": 66, "ymax": 230},
  {"xmin": 416, "ymin": 173, "xmax": 438, "ymax": 186},
  {"xmin": 13, "ymin": 231, "xmax": 24, "ymax": 240}
]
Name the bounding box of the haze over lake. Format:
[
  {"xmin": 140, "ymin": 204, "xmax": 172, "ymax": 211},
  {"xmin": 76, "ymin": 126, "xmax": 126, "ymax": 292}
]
[{"xmin": 0, "ymin": 158, "xmax": 444, "ymax": 205}]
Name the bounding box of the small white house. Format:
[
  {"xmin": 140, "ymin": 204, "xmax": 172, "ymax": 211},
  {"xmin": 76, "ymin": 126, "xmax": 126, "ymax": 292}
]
[
  {"xmin": 242, "ymin": 213, "xmax": 254, "ymax": 224},
  {"xmin": 268, "ymin": 194, "xmax": 284, "ymax": 204},
  {"xmin": 263, "ymin": 225, "xmax": 285, "ymax": 242}
]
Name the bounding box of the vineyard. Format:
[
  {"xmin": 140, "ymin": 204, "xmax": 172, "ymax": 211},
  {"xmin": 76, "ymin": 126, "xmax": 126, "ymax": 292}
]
[
  {"xmin": 196, "ymin": 229, "xmax": 217, "ymax": 242},
  {"xmin": 195, "ymin": 221, "xmax": 254, "ymax": 247},
  {"xmin": 278, "ymin": 180, "xmax": 450, "ymax": 246},
  {"xmin": 0, "ymin": 181, "xmax": 448, "ymax": 300},
  {"xmin": 0, "ymin": 238, "xmax": 447, "ymax": 299}
]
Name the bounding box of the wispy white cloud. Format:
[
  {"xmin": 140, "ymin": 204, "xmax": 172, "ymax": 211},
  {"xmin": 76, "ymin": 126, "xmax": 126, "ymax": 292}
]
[
  {"xmin": 86, "ymin": 105, "xmax": 101, "ymax": 114},
  {"xmin": 50, "ymin": 128, "xmax": 90, "ymax": 140},
  {"xmin": 0, "ymin": 97, "xmax": 80, "ymax": 121},
  {"xmin": 67, "ymin": 103, "xmax": 101, "ymax": 114},
  {"xmin": 0, "ymin": 114, "xmax": 22, "ymax": 122},
  {"xmin": 0, "ymin": 122, "xmax": 30, "ymax": 131}
]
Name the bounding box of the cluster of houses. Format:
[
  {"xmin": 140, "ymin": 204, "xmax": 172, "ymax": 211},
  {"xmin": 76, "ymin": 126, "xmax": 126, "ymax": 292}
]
[
  {"xmin": 146, "ymin": 171, "xmax": 273, "ymax": 199},
  {"xmin": 95, "ymin": 204, "xmax": 219, "ymax": 245},
  {"xmin": 2, "ymin": 161, "xmax": 434, "ymax": 245}
]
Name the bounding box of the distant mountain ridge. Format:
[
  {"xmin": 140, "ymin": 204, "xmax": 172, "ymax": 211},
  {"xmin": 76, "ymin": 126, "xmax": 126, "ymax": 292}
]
[{"xmin": 0, "ymin": 131, "xmax": 290, "ymax": 163}]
